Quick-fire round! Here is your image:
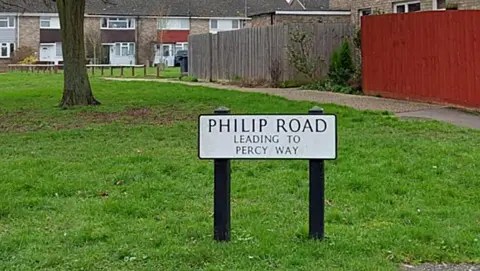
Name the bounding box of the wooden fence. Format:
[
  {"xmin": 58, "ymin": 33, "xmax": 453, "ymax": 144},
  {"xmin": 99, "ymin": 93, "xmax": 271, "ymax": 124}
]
[
  {"xmin": 362, "ymin": 11, "xmax": 480, "ymax": 109},
  {"xmin": 188, "ymin": 23, "xmax": 353, "ymax": 82},
  {"xmin": 7, "ymin": 64, "xmax": 154, "ymax": 77}
]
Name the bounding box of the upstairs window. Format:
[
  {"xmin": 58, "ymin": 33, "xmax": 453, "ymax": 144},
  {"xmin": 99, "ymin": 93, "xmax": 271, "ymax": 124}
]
[
  {"xmin": 358, "ymin": 8, "xmax": 372, "ymax": 24},
  {"xmin": 232, "ymin": 20, "xmax": 239, "ymax": 29},
  {"xmin": 40, "ymin": 17, "xmax": 51, "ymax": 28},
  {"xmin": 0, "ymin": 17, "xmax": 15, "ymax": 28},
  {"xmin": 210, "ymin": 19, "xmax": 218, "ymax": 29},
  {"xmin": 158, "ymin": 18, "xmax": 189, "ymax": 30},
  {"xmin": 433, "ymin": 0, "xmax": 446, "ymax": 10},
  {"xmin": 394, "ymin": 1, "xmax": 421, "ymax": 13},
  {"xmin": 101, "ymin": 18, "xmax": 135, "ymax": 29}
]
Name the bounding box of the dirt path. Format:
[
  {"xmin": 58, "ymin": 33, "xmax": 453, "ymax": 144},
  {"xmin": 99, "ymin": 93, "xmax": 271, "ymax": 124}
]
[{"xmin": 103, "ymin": 78, "xmax": 480, "ymax": 129}]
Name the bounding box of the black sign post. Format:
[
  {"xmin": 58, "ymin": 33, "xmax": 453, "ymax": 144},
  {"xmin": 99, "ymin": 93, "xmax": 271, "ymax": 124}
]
[
  {"xmin": 308, "ymin": 106, "xmax": 325, "ymax": 240},
  {"xmin": 200, "ymin": 107, "xmax": 336, "ymax": 242},
  {"xmin": 213, "ymin": 106, "xmax": 231, "ymax": 241}
]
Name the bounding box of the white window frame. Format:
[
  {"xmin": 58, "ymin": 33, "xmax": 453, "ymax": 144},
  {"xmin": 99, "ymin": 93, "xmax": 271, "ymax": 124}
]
[
  {"xmin": 0, "ymin": 17, "xmax": 15, "ymax": 28},
  {"xmin": 55, "ymin": 42, "xmax": 63, "ymax": 57},
  {"xmin": 0, "ymin": 42, "xmax": 15, "ymax": 58},
  {"xmin": 40, "ymin": 17, "xmax": 51, "ymax": 28},
  {"xmin": 157, "ymin": 18, "xmax": 189, "ymax": 30},
  {"xmin": 393, "ymin": 1, "xmax": 421, "ymax": 13},
  {"xmin": 114, "ymin": 42, "xmax": 135, "ymax": 56},
  {"xmin": 232, "ymin": 20, "xmax": 239, "ymax": 29},
  {"xmin": 433, "ymin": 0, "xmax": 446, "ymax": 10},
  {"xmin": 101, "ymin": 18, "xmax": 135, "ymax": 30},
  {"xmin": 210, "ymin": 19, "xmax": 218, "ymax": 30}
]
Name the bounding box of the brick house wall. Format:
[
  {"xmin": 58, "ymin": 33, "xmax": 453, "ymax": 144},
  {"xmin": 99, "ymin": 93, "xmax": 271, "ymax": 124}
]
[
  {"xmin": 190, "ymin": 19, "xmax": 210, "ymax": 35},
  {"xmin": 250, "ymin": 14, "xmax": 273, "ymax": 27},
  {"xmin": 137, "ymin": 18, "xmax": 157, "ymax": 65},
  {"xmin": 330, "ymin": 0, "xmax": 351, "ymax": 9},
  {"xmin": 345, "ymin": 0, "xmax": 480, "ymax": 24},
  {"xmin": 19, "ymin": 16, "xmax": 40, "ymax": 57}
]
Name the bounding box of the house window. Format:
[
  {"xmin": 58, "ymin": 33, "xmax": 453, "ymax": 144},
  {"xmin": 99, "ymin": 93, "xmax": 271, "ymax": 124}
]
[
  {"xmin": 115, "ymin": 43, "xmax": 135, "ymax": 56},
  {"xmin": 0, "ymin": 43, "xmax": 15, "ymax": 58},
  {"xmin": 157, "ymin": 18, "xmax": 189, "ymax": 30},
  {"xmin": 210, "ymin": 19, "xmax": 218, "ymax": 29},
  {"xmin": 55, "ymin": 42, "xmax": 62, "ymax": 57},
  {"xmin": 358, "ymin": 8, "xmax": 372, "ymax": 23},
  {"xmin": 232, "ymin": 20, "xmax": 239, "ymax": 29},
  {"xmin": 394, "ymin": 1, "xmax": 421, "ymax": 13},
  {"xmin": 101, "ymin": 18, "xmax": 135, "ymax": 29},
  {"xmin": 359, "ymin": 8, "xmax": 372, "ymax": 17},
  {"xmin": 0, "ymin": 17, "xmax": 15, "ymax": 28},
  {"xmin": 433, "ymin": 0, "xmax": 446, "ymax": 10},
  {"xmin": 40, "ymin": 17, "xmax": 51, "ymax": 28}
]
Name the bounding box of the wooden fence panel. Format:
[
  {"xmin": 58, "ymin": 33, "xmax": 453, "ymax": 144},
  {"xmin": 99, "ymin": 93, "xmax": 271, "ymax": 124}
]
[
  {"xmin": 362, "ymin": 11, "xmax": 480, "ymax": 108},
  {"xmin": 189, "ymin": 23, "xmax": 352, "ymax": 83}
]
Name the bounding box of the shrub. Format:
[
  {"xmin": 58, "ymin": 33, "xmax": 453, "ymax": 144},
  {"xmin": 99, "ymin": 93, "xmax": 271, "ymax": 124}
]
[
  {"xmin": 11, "ymin": 46, "xmax": 36, "ymax": 64},
  {"xmin": 287, "ymin": 29, "xmax": 323, "ymax": 82},
  {"xmin": 180, "ymin": 76, "xmax": 199, "ymax": 82},
  {"xmin": 19, "ymin": 56, "xmax": 38, "ymax": 64},
  {"xmin": 328, "ymin": 39, "xmax": 355, "ymax": 86},
  {"xmin": 302, "ymin": 79, "xmax": 361, "ymax": 95}
]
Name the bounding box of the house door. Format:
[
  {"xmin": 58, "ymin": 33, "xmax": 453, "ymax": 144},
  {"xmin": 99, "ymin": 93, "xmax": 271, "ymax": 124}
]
[
  {"xmin": 109, "ymin": 42, "xmax": 136, "ymax": 65},
  {"xmin": 154, "ymin": 44, "xmax": 174, "ymax": 67},
  {"xmin": 39, "ymin": 44, "xmax": 55, "ymax": 62}
]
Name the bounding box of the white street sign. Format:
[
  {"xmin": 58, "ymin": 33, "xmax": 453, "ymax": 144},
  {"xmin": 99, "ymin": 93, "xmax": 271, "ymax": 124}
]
[{"xmin": 198, "ymin": 115, "xmax": 337, "ymax": 159}]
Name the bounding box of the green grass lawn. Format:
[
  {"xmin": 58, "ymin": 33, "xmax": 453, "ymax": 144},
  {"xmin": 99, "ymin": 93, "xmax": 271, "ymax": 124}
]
[{"xmin": 0, "ymin": 73, "xmax": 479, "ymax": 270}]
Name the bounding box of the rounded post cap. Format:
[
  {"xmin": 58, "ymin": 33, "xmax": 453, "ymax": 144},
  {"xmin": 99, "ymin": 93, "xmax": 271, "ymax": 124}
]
[
  {"xmin": 309, "ymin": 106, "xmax": 324, "ymax": 114},
  {"xmin": 214, "ymin": 106, "xmax": 231, "ymax": 114}
]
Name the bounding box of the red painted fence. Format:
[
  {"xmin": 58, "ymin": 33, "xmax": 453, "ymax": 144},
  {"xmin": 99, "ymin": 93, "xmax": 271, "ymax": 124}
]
[{"xmin": 362, "ymin": 11, "xmax": 480, "ymax": 108}]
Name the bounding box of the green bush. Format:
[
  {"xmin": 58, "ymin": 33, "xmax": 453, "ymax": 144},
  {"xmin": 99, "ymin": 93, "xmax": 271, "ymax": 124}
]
[
  {"xmin": 180, "ymin": 76, "xmax": 199, "ymax": 82},
  {"xmin": 302, "ymin": 79, "xmax": 361, "ymax": 95},
  {"xmin": 328, "ymin": 39, "xmax": 355, "ymax": 86}
]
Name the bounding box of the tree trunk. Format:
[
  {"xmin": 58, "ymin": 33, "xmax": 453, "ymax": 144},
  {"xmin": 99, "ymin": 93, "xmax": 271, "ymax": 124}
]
[{"xmin": 57, "ymin": 0, "xmax": 100, "ymax": 107}]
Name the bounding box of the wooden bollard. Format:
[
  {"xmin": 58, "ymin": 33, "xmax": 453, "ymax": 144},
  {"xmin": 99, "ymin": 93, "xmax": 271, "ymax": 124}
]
[
  {"xmin": 156, "ymin": 64, "xmax": 160, "ymax": 78},
  {"xmin": 120, "ymin": 66, "xmax": 124, "ymax": 76},
  {"xmin": 101, "ymin": 66, "xmax": 104, "ymax": 76},
  {"xmin": 54, "ymin": 65, "xmax": 58, "ymax": 74},
  {"xmin": 110, "ymin": 66, "xmax": 113, "ymax": 76},
  {"xmin": 144, "ymin": 65, "xmax": 147, "ymax": 77},
  {"xmin": 132, "ymin": 66, "xmax": 135, "ymax": 77}
]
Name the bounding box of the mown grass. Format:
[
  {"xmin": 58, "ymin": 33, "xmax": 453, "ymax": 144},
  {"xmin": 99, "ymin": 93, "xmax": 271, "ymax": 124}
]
[{"xmin": 0, "ymin": 73, "xmax": 479, "ymax": 270}]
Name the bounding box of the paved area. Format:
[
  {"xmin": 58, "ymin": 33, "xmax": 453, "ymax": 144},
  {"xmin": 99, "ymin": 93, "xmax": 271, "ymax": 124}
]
[
  {"xmin": 104, "ymin": 78, "xmax": 480, "ymax": 129},
  {"xmin": 397, "ymin": 108, "xmax": 480, "ymax": 129}
]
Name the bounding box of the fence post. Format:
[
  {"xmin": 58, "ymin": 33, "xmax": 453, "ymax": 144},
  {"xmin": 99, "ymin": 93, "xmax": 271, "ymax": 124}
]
[
  {"xmin": 156, "ymin": 64, "xmax": 160, "ymax": 78},
  {"xmin": 101, "ymin": 66, "xmax": 104, "ymax": 76},
  {"xmin": 111, "ymin": 66, "xmax": 114, "ymax": 76},
  {"xmin": 132, "ymin": 66, "xmax": 135, "ymax": 77},
  {"xmin": 208, "ymin": 33, "xmax": 213, "ymax": 82},
  {"xmin": 144, "ymin": 65, "xmax": 147, "ymax": 77},
  {"xmin": 54, "ymin": 65, "xmax": 58, "ymax": 74},
  {"xmin": 120, "ymin": 66, "xmax": 124, "ymax": 76},
  {"xmin": 91, "ymin": 66, "xmax": 95, "ymax": 76}
]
